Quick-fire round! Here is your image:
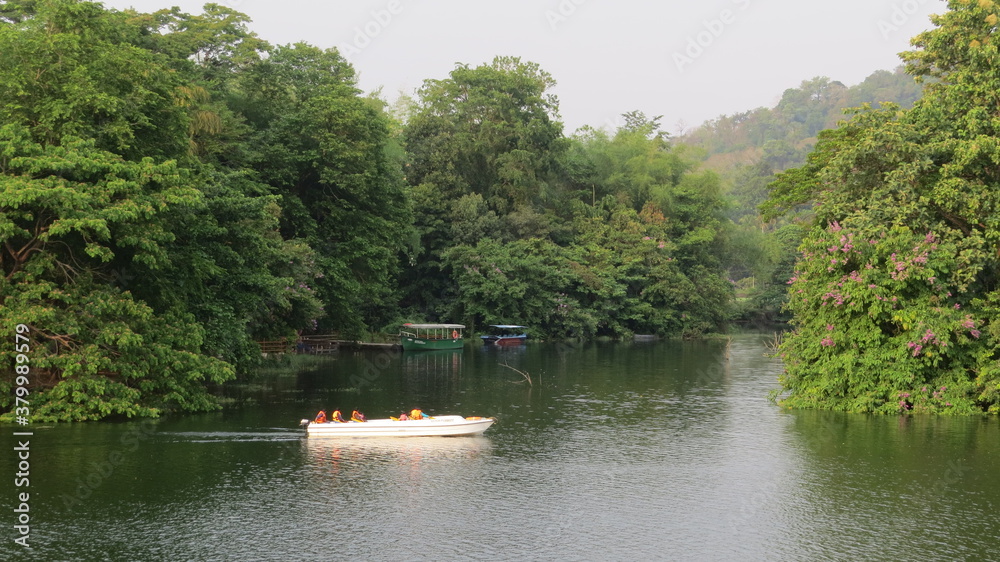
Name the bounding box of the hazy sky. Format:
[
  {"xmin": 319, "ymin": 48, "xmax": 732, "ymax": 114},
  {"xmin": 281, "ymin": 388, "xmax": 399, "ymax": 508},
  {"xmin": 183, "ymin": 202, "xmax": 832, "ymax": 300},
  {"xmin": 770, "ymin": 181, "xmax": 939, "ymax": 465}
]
[{"xmin": 102, "ymin": 0, "xmax": 945, "ymax": 134}]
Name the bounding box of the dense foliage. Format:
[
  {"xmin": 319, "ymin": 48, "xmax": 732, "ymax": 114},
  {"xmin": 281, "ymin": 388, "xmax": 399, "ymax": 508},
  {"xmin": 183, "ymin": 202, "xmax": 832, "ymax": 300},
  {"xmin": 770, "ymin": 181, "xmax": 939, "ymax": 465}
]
[
  {"xmin": 766, "ymin": 0, "xmax": 1000, "ymax": 414},
  {"xmin": 401, "ymin": 69, "xmax": 733, "ymax": 338},
  {"xmin": 2, "ymin": 0, "xmax": 977, "ymax": 421},
  {"xmin": 0, "ymin": 1, "xmax": 408, "ymax": 420}
]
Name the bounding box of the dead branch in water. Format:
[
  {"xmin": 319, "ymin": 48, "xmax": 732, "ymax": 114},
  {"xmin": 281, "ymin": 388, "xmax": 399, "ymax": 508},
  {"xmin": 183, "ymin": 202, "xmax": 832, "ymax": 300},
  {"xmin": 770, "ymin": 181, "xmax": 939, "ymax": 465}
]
[
  {"xmin": 500, "ymin": 361, "xmax": 532, "ymax": 386},
  {"xmin": 764, "ymin": 332, "xmax": 783, "ymax": 357}
]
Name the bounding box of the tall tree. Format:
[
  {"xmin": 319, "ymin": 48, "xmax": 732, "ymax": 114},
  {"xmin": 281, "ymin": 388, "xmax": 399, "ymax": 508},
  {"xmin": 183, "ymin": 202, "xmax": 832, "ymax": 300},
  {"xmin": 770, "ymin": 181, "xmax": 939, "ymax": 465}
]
[
  {"xmin": 0, "ymin": 126, "xmax": 235, "ymax": 420},
  {"xmin": 401, "ymin": 56, "xmax": 566, "ymax": 319},
  {"xmin": 0, "ymin": 1, "xmax": 337, "ymax": 420},
  {"xmin": 405, "ymin": 56, "xmax": 565, "ymax": 214},
  {"xmin": 565, "ymin": 123, "xmax": 733, "ymax": 336},
  {"xmin": 0, "ymin": 0, "xmax": 190, "ymax": 161},
  {"xmin": 0, "ymin": 1, "xmax": 243, "ymax": 421},
  {"xmin": 235, "ymin": 43, "xmax": 411, "ymax": 336},
  {"xmin": 767, "ymin": 0, "xmax": 1000, "ymax": 414}
]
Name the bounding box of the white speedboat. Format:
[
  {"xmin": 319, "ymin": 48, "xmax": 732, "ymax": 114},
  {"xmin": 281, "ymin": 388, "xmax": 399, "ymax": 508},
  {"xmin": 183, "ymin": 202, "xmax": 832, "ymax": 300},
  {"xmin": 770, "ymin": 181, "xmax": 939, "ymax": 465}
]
[{"xmin": 300, "ymin": 415, "xmax": 495, "ymax": 437}]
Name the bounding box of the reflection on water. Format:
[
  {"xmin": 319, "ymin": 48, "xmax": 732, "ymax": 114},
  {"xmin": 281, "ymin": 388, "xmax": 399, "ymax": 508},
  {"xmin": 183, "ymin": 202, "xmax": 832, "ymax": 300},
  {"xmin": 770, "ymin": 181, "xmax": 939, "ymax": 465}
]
[
  {"xmin": 1, "ymin": 335, "xmax": 998, "ymax": 561},
  {"xmin": 775, "ymin": 411, "xmax": 1000, "ymax": 561},
  {"xmin": 303, "ymin": 435, "xmax": 493, "ymax": 465},
  {"xmin": 401, "ymin": 349, "xmax": 463, "ymax": 376}
]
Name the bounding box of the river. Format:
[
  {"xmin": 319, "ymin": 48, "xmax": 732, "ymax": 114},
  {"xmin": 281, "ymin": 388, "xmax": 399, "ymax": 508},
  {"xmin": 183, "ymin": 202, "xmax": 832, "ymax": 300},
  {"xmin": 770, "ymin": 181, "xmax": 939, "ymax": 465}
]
[{"xmin": 2, "ymin": 334, "xmax": 998, "ymax": 560}]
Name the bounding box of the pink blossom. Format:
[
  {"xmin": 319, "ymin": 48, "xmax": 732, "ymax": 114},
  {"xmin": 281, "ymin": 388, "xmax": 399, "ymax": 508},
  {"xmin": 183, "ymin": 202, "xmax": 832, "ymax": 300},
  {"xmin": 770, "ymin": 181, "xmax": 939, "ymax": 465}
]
[{"xmin": 820, "ymin": 337, "xmax": 836, "ymax": 347}]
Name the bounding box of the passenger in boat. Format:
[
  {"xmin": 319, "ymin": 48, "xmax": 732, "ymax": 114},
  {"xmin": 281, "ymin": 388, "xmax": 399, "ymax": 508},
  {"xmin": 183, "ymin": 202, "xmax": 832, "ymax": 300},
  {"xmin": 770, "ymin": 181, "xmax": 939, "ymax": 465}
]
[
  {"xmin": 351, "ymin": 410, "xmax": 366, "ymax": 422},
  {"xmin": 410, "ymin": 408, "xmax": 422, "ymax": 420},
  {"xmin": 314, "ymin": 410, "xmax": 327, "ymax": 424},
  {"xmin": 330, "ymin": 409, "xmax": 346, "ymax": 423},
  {"xmin": 398, "ymin": 412, "xmax": 408, "ymax": 421}
]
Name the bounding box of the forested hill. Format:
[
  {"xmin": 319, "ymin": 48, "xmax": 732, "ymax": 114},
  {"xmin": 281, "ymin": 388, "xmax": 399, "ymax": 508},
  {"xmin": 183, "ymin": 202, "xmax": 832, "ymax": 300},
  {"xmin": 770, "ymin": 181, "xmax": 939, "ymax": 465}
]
[{"xmin": 679, "ymin": 68, "xmax": 924, "ymax": 173}]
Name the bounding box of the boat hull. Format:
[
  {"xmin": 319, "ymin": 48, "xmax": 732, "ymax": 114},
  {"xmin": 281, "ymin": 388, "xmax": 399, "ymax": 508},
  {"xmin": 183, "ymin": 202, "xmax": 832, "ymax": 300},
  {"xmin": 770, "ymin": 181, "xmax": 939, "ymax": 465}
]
[
  {"xmin": 304, "ymin": 415, "xmax": 494, "ymax": 437},
  {"xmin": 480, "ymin": 326, "xmax": 528, "ymax": 346},
  {"xmin": 400, "ymin": 336, "xmax": 463, "ymax": 351},
  {"xmin": 493, "ymin": 336, "xmax": 527, "ymax": 346}
]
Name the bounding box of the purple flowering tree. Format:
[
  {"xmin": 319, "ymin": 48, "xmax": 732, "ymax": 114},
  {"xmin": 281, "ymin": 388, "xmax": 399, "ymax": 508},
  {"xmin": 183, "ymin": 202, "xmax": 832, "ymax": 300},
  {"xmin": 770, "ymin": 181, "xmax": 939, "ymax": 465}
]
[{"xmin": 766, "ymin": 1, "xmax": 1000, "ymax": 414}]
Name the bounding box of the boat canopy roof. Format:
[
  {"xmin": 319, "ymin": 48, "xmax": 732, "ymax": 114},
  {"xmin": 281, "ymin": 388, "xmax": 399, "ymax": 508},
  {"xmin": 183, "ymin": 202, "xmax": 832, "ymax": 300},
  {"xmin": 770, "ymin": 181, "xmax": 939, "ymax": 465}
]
[
  {"xmin": 488, "ymin": 325, "xmax": 526, "ymax": 329},
  {"xmin": 402, "ymin": 323, "xmax": 465, "ymax": 329}
]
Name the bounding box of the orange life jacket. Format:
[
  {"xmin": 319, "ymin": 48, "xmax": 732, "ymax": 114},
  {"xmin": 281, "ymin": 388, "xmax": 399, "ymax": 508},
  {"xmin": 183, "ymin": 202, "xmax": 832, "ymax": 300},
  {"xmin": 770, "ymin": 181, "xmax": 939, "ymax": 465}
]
[
  {"xmin": 331, "ymin": 410, "xmax": 346, "ymax": 423},
  {"xmin": 351, "ymin": 410, "xmax": 366, "ymax": 422},
  {"xmin": 315, "ymin": 410, "xmax": 327, "ymax": 424}
]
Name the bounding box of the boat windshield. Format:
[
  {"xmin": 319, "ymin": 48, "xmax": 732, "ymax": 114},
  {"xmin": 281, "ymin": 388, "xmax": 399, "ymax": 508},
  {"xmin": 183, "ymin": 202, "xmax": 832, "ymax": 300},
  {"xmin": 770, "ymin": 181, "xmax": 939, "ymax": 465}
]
[{"xmin": 486, "ymin": 325, "xmax": 527, "ymax": 336}]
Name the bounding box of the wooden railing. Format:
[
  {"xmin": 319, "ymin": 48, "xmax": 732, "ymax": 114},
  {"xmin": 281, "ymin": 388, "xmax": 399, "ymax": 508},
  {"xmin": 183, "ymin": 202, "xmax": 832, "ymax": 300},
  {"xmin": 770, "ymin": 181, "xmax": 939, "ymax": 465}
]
[
  {"xmin": 257, "ymin": 339, "xmax": 295, "ymax": 355},
  {"xmin": 256, "ymin": 334, "xmax": 341, "ymax": 355}
]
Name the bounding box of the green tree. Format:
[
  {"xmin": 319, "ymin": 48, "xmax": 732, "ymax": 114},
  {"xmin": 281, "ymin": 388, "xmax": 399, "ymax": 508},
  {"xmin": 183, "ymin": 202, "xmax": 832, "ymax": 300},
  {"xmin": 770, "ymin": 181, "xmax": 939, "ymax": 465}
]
[
  {"xmin": 405, "ymin": 56, "xmax": 565, "ymax": 214},
  {"xmin": 0, "ymin": 1, "xmax": 331, "ymax": 420},
  {"xmin": 768, "ymin": 0, "xmax": 1000, "ymax": 414},
  {"xmin": 401, "ymin": 56, "xmax": 566, "ymax": 319},
  {"xmin": 144, "ymin": 2, "xmax": 269, "ymax": 80},
  {"xmin": 235, "ymin": 43, "xmax": 411, "ymax": 336},
  {"xmin": 563, "ymin": 124, "xmax": 733, "ymax": 336},
  {"xmin": 445, "ymin": 238, "xmax": 594, "ymax": 337},
  {"xmin": 0, "ymin": 127, "xmax": 234, "ymax": 421},
  {"xmin": 0, "ymin": 0, "xmax": 190, "ymax": 161}
]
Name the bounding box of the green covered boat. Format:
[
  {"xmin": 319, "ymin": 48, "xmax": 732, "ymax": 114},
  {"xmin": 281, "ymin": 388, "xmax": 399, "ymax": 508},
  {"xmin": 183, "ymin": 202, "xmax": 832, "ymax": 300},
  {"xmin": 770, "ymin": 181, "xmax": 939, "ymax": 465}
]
[{"xmin": 400, "ymin": 323, "xmax": 465, "ymax": 351}]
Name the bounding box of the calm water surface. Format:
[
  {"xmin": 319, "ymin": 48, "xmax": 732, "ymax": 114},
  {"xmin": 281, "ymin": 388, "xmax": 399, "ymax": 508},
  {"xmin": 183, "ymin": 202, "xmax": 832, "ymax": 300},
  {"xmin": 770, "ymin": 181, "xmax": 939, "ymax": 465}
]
[{"xmin": 2, "ymin": 335, "xmax": 998, "ymax": 560}]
